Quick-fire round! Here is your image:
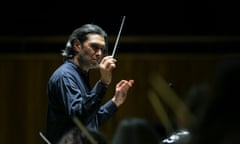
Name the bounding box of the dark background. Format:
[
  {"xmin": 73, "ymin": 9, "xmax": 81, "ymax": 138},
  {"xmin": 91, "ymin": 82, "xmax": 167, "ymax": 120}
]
[
  {"xmin": 1, "ymin": 2, "xmax": 240, "ymax": 144},
  {"xmin": 1, "ymin": 1, "xmax": 240, "ymax": 54}
]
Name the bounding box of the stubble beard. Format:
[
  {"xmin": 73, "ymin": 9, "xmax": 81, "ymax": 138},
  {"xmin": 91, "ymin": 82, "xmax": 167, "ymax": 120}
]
[{"xmin": 77, "ymin": 54, "xmax": 100, "ymax": 70}]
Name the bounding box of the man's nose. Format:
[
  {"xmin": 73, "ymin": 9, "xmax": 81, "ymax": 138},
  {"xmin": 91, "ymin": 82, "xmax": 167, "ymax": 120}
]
[{"xmin": 95, "ymin": 49, "xmax": 102, "ymax": 56}]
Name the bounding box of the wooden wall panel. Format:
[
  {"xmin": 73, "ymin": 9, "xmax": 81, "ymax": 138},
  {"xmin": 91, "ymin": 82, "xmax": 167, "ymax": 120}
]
[{"xmin": 0, "ymin": 53, "xmax": 227, "ymax": 144}]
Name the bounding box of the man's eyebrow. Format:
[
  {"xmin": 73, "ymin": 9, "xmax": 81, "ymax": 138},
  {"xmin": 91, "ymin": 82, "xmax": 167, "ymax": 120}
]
[{"xmin": 90, "ymin": 43, "xmax": 105, "ymax": 50}]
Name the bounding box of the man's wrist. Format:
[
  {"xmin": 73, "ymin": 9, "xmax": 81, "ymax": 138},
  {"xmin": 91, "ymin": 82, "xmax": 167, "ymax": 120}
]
[{"xmin": 111, "ymin": 97, "xmax": 121, "ymax": 107}]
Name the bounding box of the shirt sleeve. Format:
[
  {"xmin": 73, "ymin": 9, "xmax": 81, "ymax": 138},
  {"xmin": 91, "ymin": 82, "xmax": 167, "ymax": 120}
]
[
  {"xmin": 58, "ymin": 74, "xmax": 110, "ymax": 124},
  {"xmin": 96, "ymin": 99, "xmax": 118, "ymax": 126}
]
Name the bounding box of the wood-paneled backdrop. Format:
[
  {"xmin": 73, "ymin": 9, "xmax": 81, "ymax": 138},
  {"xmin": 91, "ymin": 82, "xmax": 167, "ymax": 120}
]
[{"xmin": 0, "ymin": 52, "xmax": 232, "ymax": 144}]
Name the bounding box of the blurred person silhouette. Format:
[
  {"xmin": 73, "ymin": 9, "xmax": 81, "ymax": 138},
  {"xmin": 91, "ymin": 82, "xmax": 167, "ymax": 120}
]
[
  {"xmin": 111, "ymin": 118, "xmax": 161, "ymax": 144},
  {"xmin": 57, "ymin": 127, "xmax": 107, "ymax": 144},
  {"xmin": 45, "ymin": 24, "xmax": 134, "ymax": 143},
  {"xmin": 161, "ymin": 83, "xmax": 210, "ymax": 144},
  {"xmin": 190, "ymin": 54, "xmax": 240, "ymax": 144}
]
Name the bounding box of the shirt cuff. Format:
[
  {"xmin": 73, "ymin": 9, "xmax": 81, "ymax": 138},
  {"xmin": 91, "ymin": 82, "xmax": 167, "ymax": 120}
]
[{"xmin": 104, "ymin": 100, "xmax": 118, "ymax": 114}]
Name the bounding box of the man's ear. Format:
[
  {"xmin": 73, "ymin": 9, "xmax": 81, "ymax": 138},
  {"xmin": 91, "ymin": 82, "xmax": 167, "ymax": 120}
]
[{"xmin": 73, "ymin": 39, "xmax": 81, "ymax": 53}]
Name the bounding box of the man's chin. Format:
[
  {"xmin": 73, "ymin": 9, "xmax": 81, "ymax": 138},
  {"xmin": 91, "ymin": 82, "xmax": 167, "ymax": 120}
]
[{"xmin": 90, "ymin": 64, "xmax": 99, "ymax": 69}]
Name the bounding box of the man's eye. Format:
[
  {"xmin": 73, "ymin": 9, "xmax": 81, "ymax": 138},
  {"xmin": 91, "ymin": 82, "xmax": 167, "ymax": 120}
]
[{"xmin": 91, "ymin": 44, "xmax": 104, "ymax": 51}]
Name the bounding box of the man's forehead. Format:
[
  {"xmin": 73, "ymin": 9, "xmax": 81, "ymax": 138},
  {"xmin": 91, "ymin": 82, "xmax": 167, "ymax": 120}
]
[{"xmin": 86, "ymin": 34, "xmax": 105, "ymax": 45}]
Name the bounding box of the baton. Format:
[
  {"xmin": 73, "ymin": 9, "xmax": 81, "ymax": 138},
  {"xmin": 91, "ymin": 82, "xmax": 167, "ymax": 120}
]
[{"xmin": 111, "ymin": 16, "xmax": 126, "ymax": 57}]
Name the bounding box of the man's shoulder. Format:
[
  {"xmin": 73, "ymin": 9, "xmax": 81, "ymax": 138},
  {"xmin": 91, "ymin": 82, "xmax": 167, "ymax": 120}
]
[{"xmin": 49, "ymin": 62, "xmax": 72, "ymax": 79}]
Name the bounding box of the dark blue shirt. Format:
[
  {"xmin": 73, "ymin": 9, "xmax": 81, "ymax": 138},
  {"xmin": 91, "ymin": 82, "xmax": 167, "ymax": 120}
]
[{"xmin": 46, "ymin": 59, "xmax": 117, "ymax": 143}]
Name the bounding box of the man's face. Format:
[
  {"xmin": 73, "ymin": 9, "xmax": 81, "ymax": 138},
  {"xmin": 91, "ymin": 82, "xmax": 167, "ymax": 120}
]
[{"xmin": 77, "ymin": 34, "xmax": 106, "ymax": 70}]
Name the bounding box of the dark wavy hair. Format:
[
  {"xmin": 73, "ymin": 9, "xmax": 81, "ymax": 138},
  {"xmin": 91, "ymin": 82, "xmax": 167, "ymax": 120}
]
[{"xmin": 62, "ymin": 24, "xmax": 108, "ymax": 59}]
